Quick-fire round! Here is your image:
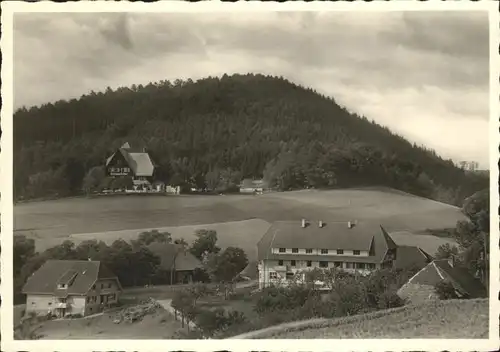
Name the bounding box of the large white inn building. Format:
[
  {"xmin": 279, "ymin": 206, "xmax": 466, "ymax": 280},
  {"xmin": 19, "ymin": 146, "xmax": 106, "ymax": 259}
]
[{"xmin": 257, "ymin": 219, "xmax": 413, "ymax": 289}]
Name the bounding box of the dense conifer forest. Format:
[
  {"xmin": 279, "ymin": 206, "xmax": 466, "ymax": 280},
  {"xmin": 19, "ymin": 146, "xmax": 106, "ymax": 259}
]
[{"xmin": 13, "ymin": 73, "xmax": 487, "ymax": 204}]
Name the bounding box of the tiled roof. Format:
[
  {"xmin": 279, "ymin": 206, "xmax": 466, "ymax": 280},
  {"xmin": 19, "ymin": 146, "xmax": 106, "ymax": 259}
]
[
  {"xmin": 433, "ymin": 259, "xmax": 487, "ymax": 298},
  {"xmin": 147, "ymin": 243, "xmax": 203, "ymax": 272},
  {"xmin": 22, "ymin": 260, "xmax": 120, "ymax": 296},
  {"xmin": 394, "ymin": 246, "xmax": 433, "ymax": 270},
  {"xmin": 126, "ymin": 152, "xmax": 155, "ymax": 177},
  {"xmin": 257, "ymin": 221, "xmax": 395, "ymax": 264},
  {"xmin": 400, "ymin": 259, "xmax": 486, "ymax": 298}
]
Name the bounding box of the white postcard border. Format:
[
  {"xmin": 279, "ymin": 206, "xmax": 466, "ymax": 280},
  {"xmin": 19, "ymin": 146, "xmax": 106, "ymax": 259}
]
[{"xmin": 1, "ymin": 1, "xmax": 499, "ymax": 351}]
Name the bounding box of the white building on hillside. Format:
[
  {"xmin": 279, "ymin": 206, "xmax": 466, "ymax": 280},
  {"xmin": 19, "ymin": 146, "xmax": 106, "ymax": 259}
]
[{"xmin": 256, "ymin": 219, "xmax": 424, "ymax": 289}]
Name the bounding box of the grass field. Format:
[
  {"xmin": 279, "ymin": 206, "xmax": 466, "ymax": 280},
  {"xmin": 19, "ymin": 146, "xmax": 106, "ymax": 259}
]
[
  {"xmin": 14, "ymin": 188, "xmax": 466, "ymax": 257},
  {"xmin": 230, "ymin": 298, "xmax": 489, "ymax": 339}
]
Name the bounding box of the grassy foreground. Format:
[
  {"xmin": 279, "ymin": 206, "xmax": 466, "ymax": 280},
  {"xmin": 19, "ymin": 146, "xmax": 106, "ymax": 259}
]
[{"xmin": 230, "ymin": 299, "xmax": 489, "ymax": 339}]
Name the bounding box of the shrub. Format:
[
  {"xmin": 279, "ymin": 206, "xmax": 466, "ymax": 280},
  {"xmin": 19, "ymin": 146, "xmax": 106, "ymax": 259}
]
[
  {"xmin": 195, "ymin": 308, "xmax": 227, "ymax": 336},
  {"xmin": 434, "ymin": 281, "xmax": 460, "ymax": 300},
  {"xmin": 376, "ymin": 290, "xmax": 405, "ymax": 309}
]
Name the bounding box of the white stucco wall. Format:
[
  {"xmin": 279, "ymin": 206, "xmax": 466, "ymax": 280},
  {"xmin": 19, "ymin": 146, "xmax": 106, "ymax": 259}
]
[{"xmin": 271, "ymin": 248, "xmax": 369, "ymax": 256}]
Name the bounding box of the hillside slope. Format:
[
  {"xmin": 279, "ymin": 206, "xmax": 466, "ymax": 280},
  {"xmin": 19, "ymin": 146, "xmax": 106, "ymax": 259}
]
[
  {"xmin": 229, "ymin": 298, "xmax": 489, "ymax": 339},
  {"xmin": 13, "ymin": 74, "xmax": 487, "ymax": 203}
]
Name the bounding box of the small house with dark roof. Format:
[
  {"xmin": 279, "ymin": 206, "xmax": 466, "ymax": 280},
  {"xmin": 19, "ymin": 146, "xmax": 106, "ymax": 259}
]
[
  {"xmin": 22, "ymin": 260, "xmax": 122, "ymax": 318},
  {"xmin": 257, "ymin": 219, "xmax": 400, "ymax": 289},
  {"xmin": 105, "ymin": 142, "xmax": 156, "ymax": 191},
  {"xmin": 397, "ymin": 259, "xmax": 487, "ymax": 304},
  {"xmin": 146, "ymin": 243, "xmax": 203, "ymax": 284}
]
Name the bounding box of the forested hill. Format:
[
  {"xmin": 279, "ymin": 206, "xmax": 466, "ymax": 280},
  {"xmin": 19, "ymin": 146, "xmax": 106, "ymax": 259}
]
[{"xmin": 14, "ymin": 73, "xmax": 487, "ymax": 205}]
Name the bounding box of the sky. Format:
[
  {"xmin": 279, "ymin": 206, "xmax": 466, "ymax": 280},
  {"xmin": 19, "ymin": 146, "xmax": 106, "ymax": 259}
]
[{"xmin": 13, "ymin": 11, "xmax": 490, "ymax": 168}]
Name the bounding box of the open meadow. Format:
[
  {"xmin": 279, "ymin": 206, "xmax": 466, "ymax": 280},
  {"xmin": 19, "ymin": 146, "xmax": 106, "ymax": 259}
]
[{"xmin": 14, "ymin": 188, "xmax": 466, "ymax": 260}]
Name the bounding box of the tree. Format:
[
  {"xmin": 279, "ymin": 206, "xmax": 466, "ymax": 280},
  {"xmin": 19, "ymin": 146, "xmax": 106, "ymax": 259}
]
[
  {"xmin": 189, "ymin": 229, "xmax": 220, "ymax": 260},
  {"xmin": 74, "ymin": 240, "xmax": 110, "ymax": 261},
  {"xmin": 82, "ymin": 166, "xmax": 106, "ymax": 194},
  {"xmin": 204, "ymin": 247, "xmax": 248, "ymax": 299},
  {"xmin": 133, "ymin": 230, "xmax": 172, "ymax": 247},
  {"xmin": 453, "ymin": 189, "xmax": 489, "ymax": 287},
  {"xmin": 434, "ymin": 243, "xmax": 460, "ymax": 260},
  {"xmin": 14, "ymin": 236, "xmax": 36, "ymax": 277}
]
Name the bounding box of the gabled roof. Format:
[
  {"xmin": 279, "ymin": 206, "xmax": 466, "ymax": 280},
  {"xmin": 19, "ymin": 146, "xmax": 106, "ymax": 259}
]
[
  {"xmin": 257, "ymin": 221, "xmax": 395, "ymax": 264},
  {"xmin": 394, "ymin": 246, "xmax": 433, "ymax": 270},
  {"xmin": 106, "ymin": 142, "xmax": 155, "ymax": 177},
  {"xmin": 22, "ymin": 260, "xmax": 121, "ymax": 296},
  {"xmin": 147, "ymin": 243, "xmax": 203, "ymax": 272},
  {"xmin": 400, "ymin": 259, "xmax": 486, "ymax": 298}
]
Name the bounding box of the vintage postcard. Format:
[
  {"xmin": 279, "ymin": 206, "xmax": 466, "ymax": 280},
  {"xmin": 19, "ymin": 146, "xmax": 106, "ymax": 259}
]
[{"xmin": 1, "ymin": 0, "xmax": 498, "ymax": 351}]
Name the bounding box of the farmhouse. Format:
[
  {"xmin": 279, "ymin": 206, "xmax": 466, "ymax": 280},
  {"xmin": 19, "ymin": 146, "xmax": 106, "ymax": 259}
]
[
  {"xmin": 240, "ymin": 179, "xmax": 269, "ymax": 194},
  {"xmin": 105, "ymin": 142, "xmax": 156, "ymax": 191},
  {"xmin": 147, "ymin": 243, "xmax": 203, "ymax": 284},
  {"xmin": 256, "ymin": 219, "xmax": 429, "ymax": 289},
  {"xmin": 397, "ymin": 258, "xmax": 487, "ymax": 304},
  {"xmin": 22, "ymin": 260, "xmax": 122, "ymax": 318}
]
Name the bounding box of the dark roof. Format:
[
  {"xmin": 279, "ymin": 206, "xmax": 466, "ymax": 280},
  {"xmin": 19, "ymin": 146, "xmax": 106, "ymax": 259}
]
[
  {"xmin": 22, "ymin": 260, "xmax": 120, "ymax": 296},
  {"xmin": 240, "ymin": 261, "xmax": 259, "ymax": 279},
  {"xmin": 394, "ymin": 246, "xmax": 433, "ymax": 270},
  {"xmin": 407, "ymin": 260, "xmax": 486, "ymax": 298},
  {"xmin": 433, "ymin": 259, "xmax": 487, "ymax": 298},
  {"xmin": 257, "ymin": 221, "xmax": 396, "ymax": 264},
  {"xmin": 147, "ymin": 243, "xmax": 202, "ymax": 271}
]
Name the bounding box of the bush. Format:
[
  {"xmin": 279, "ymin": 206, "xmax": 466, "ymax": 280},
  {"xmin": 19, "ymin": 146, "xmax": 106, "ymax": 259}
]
[
  {"xmin": 195, "ymin": 308, "xmax": 227, "ymax": 337},
  {"xmin": 376, "ymin": 290, "xmax": 405, "ymax": 309},
  {"xmin": 254, "ymin": 284, "xmax": 311, "ymax": 315},
  {"xmin": 434, "ymin": 281, "xmax": 460, "ymax": 300}
]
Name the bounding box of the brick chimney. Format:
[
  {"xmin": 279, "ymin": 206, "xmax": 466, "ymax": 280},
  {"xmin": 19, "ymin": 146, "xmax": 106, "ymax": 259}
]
[
  {"xmin": 319, "ymin": 220, "xmax": 324, "ymax": 228},
  {"xmin": 301, "ymin": 219, "xmax": 306, "ymax": 228},
  {"xmin": 348, "ymin": 221, "xmax": 352, "ymax": 229}
]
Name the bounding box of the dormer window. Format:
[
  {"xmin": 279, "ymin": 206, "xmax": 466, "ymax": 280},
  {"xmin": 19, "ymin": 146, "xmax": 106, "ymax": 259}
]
[
  {"xmin": 321, "ymin": 249, "xmax": 328, "ymax": 254},
  {"xmin": 353, "ymin": 250, "xmax": 360, "ymax": 255},
  {"xmin": 337, "ymin": 249, "xmax": 344, "ymax": 255},
  {"xmin": 306, "ymin": 248, "xmax": 313, "ymax": 254},
  {"xmin": 279, "ymin": 248, "xmax": 286, "ymax": 253},
  {"xmin": 292, "ymin": 248, "xmax": 298, "ymax": 253},
  {"xmin": 57, "ymin": 284, "xmax": 67, "ymax": 289}
]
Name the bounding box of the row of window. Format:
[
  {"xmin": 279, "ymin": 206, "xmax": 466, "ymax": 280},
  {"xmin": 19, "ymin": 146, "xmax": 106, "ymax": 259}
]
[
  {"xmin": 278, "ymin": 248, "xmax": 361, "ymax": 255},
  {"xmin": 277, "ymin": 260, "xmax": 376, "ymax": 269},
  {"xmin": 86, "ymin": 293, "xmax": 116, "ymax": 304},
  {"xmin": 91, "ymin": 282, "xmax": 113, "ymax": 290}
]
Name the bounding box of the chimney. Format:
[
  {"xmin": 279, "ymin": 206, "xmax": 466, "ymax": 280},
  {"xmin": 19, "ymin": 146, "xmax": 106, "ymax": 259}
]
[
  {"xmin": 348, "ymin": 221, "xmax": 352, "ymax": 229},
  {"xmin": 88, "ymin": 257, "xmax": 92, "ymax": 262},
  {"xmin": 301, "ymin": 219, "xmax": 306, "ymax": 228},
  {"xmin": 319, "ymin": 220, "xmax": 323, "ymax": 228}
]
